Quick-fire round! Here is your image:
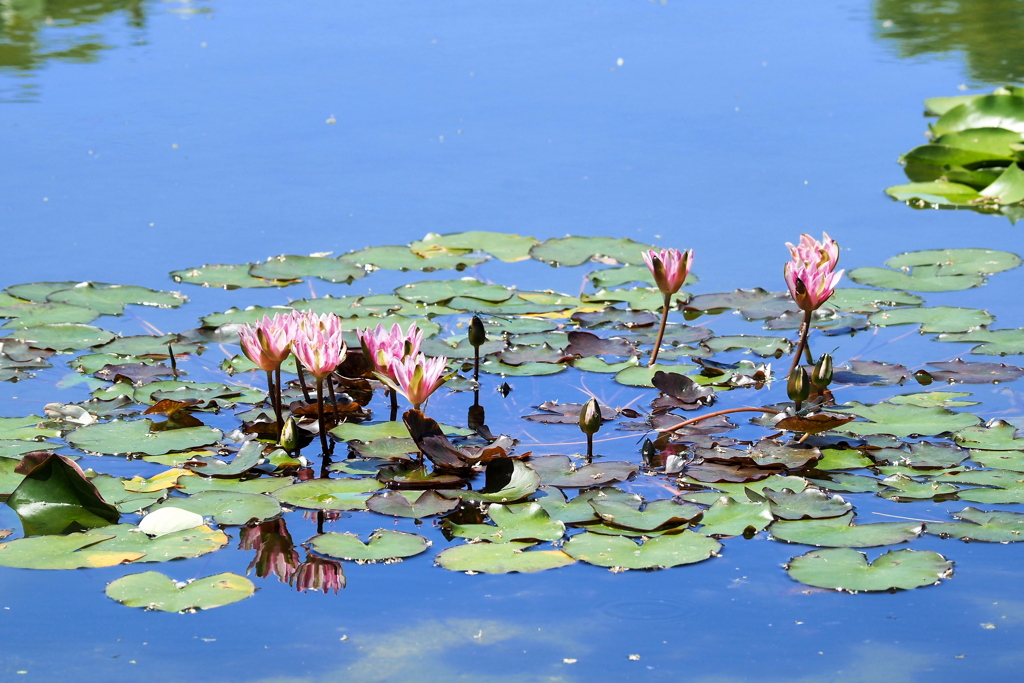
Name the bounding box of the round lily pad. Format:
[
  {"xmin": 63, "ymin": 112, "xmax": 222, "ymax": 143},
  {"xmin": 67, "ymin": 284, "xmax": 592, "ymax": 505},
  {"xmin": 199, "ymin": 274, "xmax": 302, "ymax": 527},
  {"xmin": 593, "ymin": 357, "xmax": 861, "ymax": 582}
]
[
  {"xmin": 448, "ymin": 503, "xmax": 566, "ymax": 543},
  {"xmin": 66, "ymin": 419, "xmax": 222, "ymax": 456},
  {"xmin": 105, "ymin": 571, "xmax": 255, "ymax": 612},
  {"xmin": 698, "ymin": 497, "xmax": 773, "ymax": 536},
  {"xmin": 925, "ymin": 508, "xmax": 1024, "ymax": 542},
  {"xmin": 770, "ymin": 512, "xmax": 922, "ymax": 547},
  {"xmin": 89, "ymin": 523, "xmax": 228, "ymax": 561},
  {"xmin": 154, "ymin": 491, "xmax": 281, "ymax": 526},
  {"xmin": 409, "ymin": 231, "xmax": 539, "ymax": 262},
  {"xmin": 435, "ymin": 541, "xmax": 575, "ymax": 574},
  {"xmin": 785, "ymin": 548, "xmax": 953, "ymax": 592},
  {"xmin": 529, "ymin": 236, "xmax": 657, "ymax": 267},
  {"xmin": 10, "ymin": 324, "xmax": 116, "ymax": 350},
  {"xmin": 309, "ymin": 529, "xmax": 429, "ymax": 562},
  {"xmin": 170, "ymin": 263, "xmax": 299, "ymax": 289},
  {"xmin": 345, "ymin": 245, "xmax": 487, "ymax": 271},
  {"xmin": 47, "ymin": 283, "xmax": 187, "ymax": 315},
  {"xmin": 272, "ymin": 478, "xmax": 383, "ymax": 510},
  {"xmin": 0, "ymin": 532, "xmax": 145, "ymax": 569},
  {"xmin": 0, "ymin": 301, "xmax": 100, "ymax": 328},
  {"xmin": 563, "ymin": 530, "xmax": 721, "ymax": 570},
  {"xmin": 249, "ymin": 255, "xmax": 365, "ymax": 284},
  {"xmin": 868, "ymin": 306, "xmax": 993, "ymax": 334},
  {"xmin": 365, "ymin": 490, "xmax": 458, "ymax": 518}
]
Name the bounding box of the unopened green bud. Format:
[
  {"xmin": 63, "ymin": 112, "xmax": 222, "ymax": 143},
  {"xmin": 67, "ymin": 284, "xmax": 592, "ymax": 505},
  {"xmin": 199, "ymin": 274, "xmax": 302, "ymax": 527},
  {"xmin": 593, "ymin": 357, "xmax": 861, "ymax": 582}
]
[
  {"xmin": 578, "ymin": 398, "xmax": 603, "ymax": 436},
  {"xmin": 280, "ymin": 416, "xmax": 299, "ymax": 451},
  {"xmin": 468, "ymin": 316, "xmax": 487, "ymax": 348},
  {"xmin": 787, "ymin": 368, "xmax": 811, "ymax": 409},
  {"xmin": 811, "ymin": 353, "xmax": 833, "ymax": 389}
]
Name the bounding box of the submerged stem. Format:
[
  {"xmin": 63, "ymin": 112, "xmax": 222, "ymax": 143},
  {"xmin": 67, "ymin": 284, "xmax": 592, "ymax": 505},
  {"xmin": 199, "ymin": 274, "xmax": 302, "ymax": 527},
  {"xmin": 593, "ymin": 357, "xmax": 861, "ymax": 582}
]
[
  {"xmin": 658, "ymin": 406, "xmax": 781, "ymax": 434},
  {"xmin": 315, "ymin": 377, "xmax": 329, "ymax": 456},
  {"xmin": 648, "ymin": 293, "xmax": 672, "ymax": 367},
  {"xmin": 787, "ymin": 309, "xmax": 813, "ymax": 380}
]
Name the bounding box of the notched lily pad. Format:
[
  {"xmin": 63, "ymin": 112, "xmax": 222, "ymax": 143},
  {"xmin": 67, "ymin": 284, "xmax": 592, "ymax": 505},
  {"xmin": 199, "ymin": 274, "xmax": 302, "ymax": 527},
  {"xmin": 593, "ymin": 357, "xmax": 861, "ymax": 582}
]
[
  {"xmin": 926, "ymin": 508, "xmax": 1024, "ymax": 542},
  {"xmin": 771, "ymin": 511, "xmax": 922, "ymax": 548},
  {"xmin": 365, "ymin": 490, "xmax": 459, "ymax": 518},
  {"xmin": 563, "ymin": 530, "xmax": 721, "ymax": 570},
  {"xmin": 435, "ymin": 541, "xmax": 575, "ymax": 574},
  {"xmin": 249, "ymin": 255, "xmax": 365, "ymax": 284},
  {"xmin": 309, "ymin": 529, "xmax": 429, "ymax": 562},
  {"xmin": 529, "ymin": 236, "xmax": 656, "ymax": 267},
  {"xmin": 106, "ymin": 571, "xmax": 254, "ymax": 612},
  {"xmin": 528, "ymin": 455, "xmax": 638, "ymax": 487},
  {"xmin": 785, "ymin": 548, "xmax": 953, "ymax": 592}
]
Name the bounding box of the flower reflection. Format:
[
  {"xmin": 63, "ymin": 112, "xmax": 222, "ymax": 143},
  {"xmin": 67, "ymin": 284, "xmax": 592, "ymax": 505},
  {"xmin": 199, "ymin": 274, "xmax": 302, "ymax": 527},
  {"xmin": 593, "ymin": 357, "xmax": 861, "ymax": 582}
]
[
  {"xmin": 292, "ymin": 555, "xmax": 346, "ymax": 594},
  {"xmin": 242, "ymin": 519, "xmax": 300, "ymax": 584}
]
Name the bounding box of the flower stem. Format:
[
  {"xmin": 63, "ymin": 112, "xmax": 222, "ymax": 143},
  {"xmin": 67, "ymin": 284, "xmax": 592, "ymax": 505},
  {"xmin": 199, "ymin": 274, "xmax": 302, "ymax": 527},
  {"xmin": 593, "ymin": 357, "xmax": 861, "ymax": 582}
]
[
  {"xmin": 273, "ymin": 367, "xmax": 284, "ymax": 437},
  {"xmin": 389, "ymin": 389, "xmax": 399, "ymax": 422},
  {"xmin": 787, "ymin": 310, "xmax": 813, "ymax": 380},
  {"xmin": 474, "ymin": 344, "xmax": 480, "ymax": 382},
  {"xmin": 657, "ymin": 406, "xmax": 781, "ymax": 434},
  {"xmin": 586, "ymin": 433, "xmax": 594, "ymax": 462},
  {"xmin": 327, "ymin": 375, "xmax": 339, "ymax": 424},
  {"xmin": 295, "ymin": 358, "xmax": 313, "ymax": 403},
  {"xmin": 315, "ymin": 377, "xmax": 329, "ymax": 456},
  {"xmin": 648, "ymin": 293, "xmax": 672, "ymax": 367}
]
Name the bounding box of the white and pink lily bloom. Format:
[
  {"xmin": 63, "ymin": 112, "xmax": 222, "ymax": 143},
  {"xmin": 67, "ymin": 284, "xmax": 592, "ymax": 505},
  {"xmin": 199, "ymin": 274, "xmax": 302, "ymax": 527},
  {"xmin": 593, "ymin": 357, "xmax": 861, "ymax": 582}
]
[
  {"xmin": 292, "ymin": 325, "xmax": 347, "ymax": 379},
  {"xmin": 290, "ymin": 310, "xmax": 343, "ymax": 339},
  {"xmin": 358, "ymin": 323, "xmax": 423, "ymax": 380},
  {"xmin": 383, "ymin": 352, "xmax": 448, "ymax": 409},
  {"xmin": 239, "ymin": 312, "xmax": 295, "ymax": 371},
  {"xmin": 643, "ymin": 248, "xmax": 693, "ymax": 296},
  {"xmin": 784, "ymin": 232, "xmax": 844, "ymax": 312}
]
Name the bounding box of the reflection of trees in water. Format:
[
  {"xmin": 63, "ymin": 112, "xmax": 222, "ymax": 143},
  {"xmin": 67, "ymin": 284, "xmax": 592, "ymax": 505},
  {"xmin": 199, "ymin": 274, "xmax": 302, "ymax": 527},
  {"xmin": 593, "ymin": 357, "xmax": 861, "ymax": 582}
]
[
  {"xmin": 875, "ymin": 0, "xmax": 1024, "ymax": 84},
  {"xmin": 0, "ymin": 0, "xmax": 209, "ymax": 99}
]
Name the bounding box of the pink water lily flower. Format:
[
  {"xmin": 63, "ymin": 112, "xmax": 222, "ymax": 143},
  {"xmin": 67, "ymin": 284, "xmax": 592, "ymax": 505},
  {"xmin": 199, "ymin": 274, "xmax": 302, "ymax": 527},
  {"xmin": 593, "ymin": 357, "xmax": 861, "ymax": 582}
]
[
  {"xmin": 784, "ymin": 232, "xmax": 844, "ymax": 312},
  {"xmin": 358, "ymin": 322, "xmax": 423, "ymax": 380},
  {"xmin": 643, "ymin": 248, "xmax": 693, "ymax": 296},
  {"xmin": 292, "ymin": 325, "xmax": 347, "ymax": 379},
  {"xmin": 239, "ymin": 312, "xmax": 295, "ymax": 371},
  {"xmin": 383, "ymin": 352, "xmax": 449, "ymax": 409}
]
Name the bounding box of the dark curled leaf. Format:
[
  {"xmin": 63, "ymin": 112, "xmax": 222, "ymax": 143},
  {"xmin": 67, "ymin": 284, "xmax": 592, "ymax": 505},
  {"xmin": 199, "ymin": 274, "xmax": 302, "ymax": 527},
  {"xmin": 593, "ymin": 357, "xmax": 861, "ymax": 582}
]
[
  {"xmin": 564, "ymin": 331, "xmax": 636, "ymax": 358},
  {"xmin": 832, "ymin": 360, "xmax": 910, "ymax": 386},
  {"xmin": 651, "ymin": 371, "xmax": 715, "ymax": 412},
  {"xmin": 9, "ymin": 453, "xmax": 119, "ymax": 535},
  {"xmin": 776, "ymin": 412, "xmax": 856, "ymax": 435},
  {"xmin": 683, "ymin": 461, "xmax": 775, "ymax": 483},
  {"xmin": 144, "ymin": 399, "xmax": 205, "ymax": 430},
  {"xmin": 403, "ymin": 409, "xmax": 469, "ymax": 470},
  {"xmin": 925, "ymin": 359, "xmax": 1024, "ymax": 384}
]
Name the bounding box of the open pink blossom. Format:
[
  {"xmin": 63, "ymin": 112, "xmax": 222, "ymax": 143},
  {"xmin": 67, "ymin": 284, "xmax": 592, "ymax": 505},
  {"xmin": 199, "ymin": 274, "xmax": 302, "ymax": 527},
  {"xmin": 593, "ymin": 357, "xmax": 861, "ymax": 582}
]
[
  {"xmin": 784, "ymin": 233, "xmax": 844, "ymax": 312},
  {"xmin": 290, "ymin": 310, "xmax": 343, "ymax": 339},
  {"xmin": 358, "ymin": 323, "xmax": 423, "ymax": 380},
  {"xmin": 292, "ymin": 325, "xmax": 347, "ymax": 379},
  {"xmin": 239, "ymin": 312, "xmax": 295, "ymax": 371},
  {"xmin": 383, "ymin": 352, "xmax": 448, "ymax": 408},
  {"xmin": 643, "ymin": 248, "xmax": 693, "ymax": 296}
]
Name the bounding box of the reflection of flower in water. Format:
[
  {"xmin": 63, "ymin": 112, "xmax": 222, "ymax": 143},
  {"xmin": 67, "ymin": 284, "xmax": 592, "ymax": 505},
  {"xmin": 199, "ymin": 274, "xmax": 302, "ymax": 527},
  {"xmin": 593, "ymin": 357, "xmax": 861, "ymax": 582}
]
[
  {"xmin": 292, "ymin": 555, "xmax": 345, "ymax": 594},
  {"xmin": 302, "ymin": 509, "xmax": 343, "ymax": 523},
  {"xmin": 242, "ymin": 519, "xmax": 300, "ymax": 584}
]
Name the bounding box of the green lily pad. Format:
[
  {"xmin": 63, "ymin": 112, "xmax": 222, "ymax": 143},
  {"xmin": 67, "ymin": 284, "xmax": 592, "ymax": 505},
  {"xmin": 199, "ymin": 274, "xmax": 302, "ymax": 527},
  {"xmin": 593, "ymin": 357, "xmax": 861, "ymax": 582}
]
[
  {"xmin": 806, "ymin": 473, "xmax": 883, "ymax": 493},
  {"xmin": 184, "ymin": 441, "xmax": 264, "ymax": 477},
  {"xmin": 105, "ymin": 571, "xmax": 254, "ymax": 612},
  {"xmin": 248, "ymin": 255, "xmax": 365, "ymax": 284},
  {"xmin": 448, "ymin": 503, "xmax": 566, "ymax": 543},
  {"xmin": 572, "ymin": 356, "xmax": 640, "ymax": 373},
  {"xmin": 978, "ymin": 163, "xmax": 1024, "ymax": 204},
  {"xmin": 589, "ymin": 498, "xmax": 701, "ymax": 532},
  {"xmin": 441, "ymin": 460, "xmax": 541, "ymax": 503},
  {"xmin": 5, "ymin": 281, "xmax": 82, "ymax": 302},
  {"xmin": 7, "ymin": 454, "xmax": 120, "ymax": 535},
  {"xmin": 528, "ymin": 455, "xmax": 638, "ymax": 488},
  {"xmin": 868, "ymin": 306, "xmax": 993, "ymax": 334},
  {"xmin": 345, "ymin": 245, "xmax": 487, "ymax": 272},
  {"xmin": 939, "ymin": 329, "xmax": 1024, "ymax": 356},
  {"xmin": 847, "ymin": 266, "xmax": 984, "ymax": 292},
  {"xmin": 89, "ymin": 523, "xmax": 228, "ymax": 562},
  {"xmin": 873, "ymin": 442, "xmax": 969, "ymax": 469},
  {"xmin": 697, "ymin": 497, "xmax": 773, "ymax": 536},
  {"xmin": 479, "ymin": 359, "xmax": 567, "ymax": 376},
  {"xmin": 563, "ymin": 530, "xmax": 720, "ymax": 570},
  {"xmin": 934, "ymin": 127, "xmax": 1024, "ymax": 155},
  {"xmin": 134, "ymin": 380, "xmax": 265, "ymax": 407},
  {"xmin": 889, "ymin": 391, "xmax": 978, "ymax": 408},
  {"xmin": 153, "ymin": 491, "xmax": 281, "ymax": 525},
  {"xmin": 46, "ymin": 283, "xmax": 186, "ymax": 315},
  {"xmin": 176, "ymin": 476, "xmax": 293, "ymax": 495},
  {"xmin": 94, "ymin": 334, "xmax": 202, "ymax": 357},
  {"xmin": 932, "ymin": 95, "xmax": 1024, "ymax": 136},
  {"xmin": 66, "ymin": 420, "xmax": 222, "ymax": 456},
  {"xmin": 812, "ymin": 448, "xmax": 874, "ymax": 471},
  {"xmin": 394, "ymin": 279, "xmax": 514, "ymax": 304},
  {"xmin": 825, "ymin": 288, "xmax": 924, "ymax": 313},
  {"xmin": 0, "ymin": 302, "xmax": 100, "ymax": 328},
  {"xmin": 613, "ymin": 363, "xmax": 696, "ymax": 387},
  {"xmin": 0, "ymin": 415, "xmax": 58, "ymax": 440},
  {"xmin": 701, "ymin": 335, "xmax": 792, "ymax": 357},
  {"xmin": 954, "ymin": 422, "xmax": 1024, "ymax": 450},
  {"xmin": 529, "ymin": 236, "xmax": 657, "ymax": 267},
  {"xmin": 0, "ymin": 439, "xmax": 58, "ymax": 459},
  {"xmin": 968, "ymin": 450, "xmax": 1024, "ymax": 472},
  {"xmin": 887, "ymin": 248, "xmax": 1021, "ymax": 276},
  {"xmin": 272, "ymin": 477, "xmax": 383, "ymax": 510},
  {"xmin": 435, "ymin": 541, "xmax": 575, "ymax": 574},
  {"xmin": 878, "ymin": 473, "xmax": 959, "ymax": 501},
  {"xmin": 332, "ymin": 421, "xmax": 472, "ymax": 442},
  {"xmin": 308, "ymin": 529, "xmax": 429, "ymax": 562},
  {"xmin": 770, "ymin": 512, "xmax": 922, "ymax": 548},
  {"xmin": 833, "ymin": 402, "xmax": 980, "ymax": 438},
  {"xmin": 785, "ymin": 548, "xmax": 952, "ymax": 592},
  {"xmin": 170, "ymin": 263, "xmax": 299, "ymax": 289},
  {"xmin": 89, "ymin": 474, "xmax": 166, "ymax": 513},
  {"xmin": 702, "ymin": 475, "xmax": 810, "ymax": 497},
  {"xmin": 10, "ymin": 324, "xmax": 116, "ymax": 350},
  {"xmin": 589, "ymin": 264, "xmax": 658, "ymax": 288},
  {"xmin": 349, "ymin": 437, "xmax": 419, "ymax": 460},
  {"xmin": 365, "ymin": 490, "xmax": 459, "ymax": 518},
  {"xmin": 512, "ymin": 487, "xmax": 638, "ymax": 525},
  {"xmin": 199, "ymin": 306, "xmax": 293, "ymax": 327},
  {"xmin": 409, "ymin": 231, "xmax": 539, "ymax": 262},
  {"xmin": 764, "ymin": 488, "xmax": 852, "ymax": 520},
  {"xmin": 926, "ymin": 508, "xmax": 1024, "ymax": 542},
  {"xmin": 0, "ymin": 532, "xmax": 144, "ymax": 569}
]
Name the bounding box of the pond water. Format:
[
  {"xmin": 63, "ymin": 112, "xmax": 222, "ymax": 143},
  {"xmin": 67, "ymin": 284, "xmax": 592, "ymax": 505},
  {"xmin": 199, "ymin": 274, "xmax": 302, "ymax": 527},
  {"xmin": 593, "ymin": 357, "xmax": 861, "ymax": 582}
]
[{"xmin": 3, "ymin": 1, "xmax": 1024, "ymax": 681}]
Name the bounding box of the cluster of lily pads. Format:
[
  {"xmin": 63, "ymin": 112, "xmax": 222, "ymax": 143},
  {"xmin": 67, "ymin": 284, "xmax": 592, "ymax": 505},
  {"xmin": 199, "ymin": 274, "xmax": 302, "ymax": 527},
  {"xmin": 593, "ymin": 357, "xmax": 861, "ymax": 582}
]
[
  {"xmin": 2, "ymin": 233, "xmax": 1024, "ymax": 612},
  {"xmin": 886, "ymin": 85, "xmax": 1024, "ymax": 221}
]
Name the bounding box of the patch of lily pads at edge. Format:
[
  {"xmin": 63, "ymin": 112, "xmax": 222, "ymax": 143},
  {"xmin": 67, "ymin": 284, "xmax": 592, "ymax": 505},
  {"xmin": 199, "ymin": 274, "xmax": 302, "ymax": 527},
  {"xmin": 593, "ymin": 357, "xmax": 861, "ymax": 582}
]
[{"xmin": 4, "ymin": 231, "xmax": 1024, "ymax": 610}]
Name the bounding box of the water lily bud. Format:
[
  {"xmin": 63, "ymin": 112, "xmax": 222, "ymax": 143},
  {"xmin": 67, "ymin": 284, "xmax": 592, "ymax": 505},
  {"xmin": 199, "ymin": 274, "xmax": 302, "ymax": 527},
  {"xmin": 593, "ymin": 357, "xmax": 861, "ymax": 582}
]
[
  {"xmin": 578, "ymin": 398, "xmax": 603, "ymax": 436},
  {"xmin": 468, "ymin": 315, "xmax": 487, "ymax": 348},
  {"xmin": 787, "ymin": 368, "xmax": 810, "ymax": 409},
  {"xmin": 811, "ymin": 353, "xmax": 833, "ymax": 389},
  {"xmin": 280, "ymin": 416, "xmax": 299, "ymax": 451}
]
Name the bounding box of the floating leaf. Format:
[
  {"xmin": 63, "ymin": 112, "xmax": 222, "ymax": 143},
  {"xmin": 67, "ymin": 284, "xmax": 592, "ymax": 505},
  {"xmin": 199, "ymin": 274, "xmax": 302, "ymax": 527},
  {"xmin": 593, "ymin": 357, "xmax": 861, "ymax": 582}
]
[
  {"xmin": 153, "ymin": 491, "xmax": 282, "ymax": 525},
  {"xmin": 878, "ymin": 473, "xmax": 958, "ymax": 501},
  {"xmin": 272, "ymin": 478, "xmax": 383, "ymax": 511},
  {"xmin": 345, "ymin": 245, "xmax": 487, "ymax": 272},
  {"xmin": 479, "ymin": 359, "xmax": 567, "ymax": 376},
  {"xmin": 868, "ymin": 306, "xmax": 993, "ymax": 334},
  {"xmin": 925, "ymin": 359, "xmax": 1024, "ymax": 384},
  {"xmin": 7, "ymin": 453, "xmax": 120, "ymax": 535},
  {"xmin": 66, "ymin": 420, "xmax": 222, "ymax": 456},
  {"xmin": 698, "ymin": 497, "xmax": 773, "ymax": 536},
  {"xmin": 409, "ymin": 231, "xmax": 539, "ymax": 262},
  {"xmin": 847, "ymin": 267, "xmax": 984, "ymax": 292},
  {"xmin": 785, "ymin": 548, "xmax": 952, "ymax": 592},
  {"xmin": 448, "ymin": 503, "xmax": 566, "ymax": 543},
  {"xmin": 563, "ymin": 530, "xmax": 720, "ymax": 570},
  {"xmin": 833, "ymin": 402, "xmax": 980, "ymax": 438},
  {"xmin": 9, "ymin": 324, "xmax": 116, "ymax": 350},
  {"xmin": 529, "ymin": 236, "xmax": 656, "ymax": 267},
  {"xmin": 701, "ymin": 335, "xmax": 792, "ymax": 358},
  {"xmin": 873, "ymin": 442, "xmax": 968, "ymax": 469},
  {"xmin": 105, "ymin": 571, "xmax": 254, "ymax": 611},
  {"xmin": 953, "ymin": 422, "xmax": 1024, "ymax": 450},
  {"xmin": 889, "ymin": 391, "xmax": 978, "ymax": 408},
  {"xmin": 939, "ymin": 328, "xmax": 1024, "ymax": 356},
  {"xmin": 309, "ymin": 529, "xmax": 429, "ymax": 562},
  {"xmin": 0, "ymin": 415, "xmax": 58, "ymax": 440},
  {"xmin": 0, "ymin": 532, "xmax": 143, "ymax": 569},
  {"xmin": 926, "ymin": 508, "xmax": 1024, "ymax": 542},
  {"xmin": 441, "ymin": 460, "xmax": 540, "ymax": 503},
  {"xmin": 764, "ymin": 488, "xmax": 852, "ymax": 520},
  {"xmin": 249, "ymin": 255, "xmax": 365, "ymax": 284},
  {"xmin": 365, "ymin": 490, "xmax": 458, "ymax": 518},
  {"xmin": 137, "ymin": 508, "xmax": 205, "ymax": 537},
  {"xmin": 832, "ymin": 360, "xmax": 910, "ymax": 386},
  {"xmin": 614, "ymin": 363, "xmax": 696, "ymax": 387},
  {"xmin": 771, "ymin": 512, "xmax": 921, "ymax": 548},
  {"xmin": 814, "ymin": 448, "xmax": 874, "ymax": 470},
  {"xmin": 94, "ymin": 522, "xmax": 227, "ymax": 561},
  {"xmin": 0, "ymin": 301, "xmax": 100, "ymax": 328},
  {"xmin": 170, "ymin": 263, "xmax": 298, "ymax": 289},
  {"xmin": 435, "ymin": 541, "xmax": 574, "ymax": 574},
  {"xmin": 932, "ymin": 95, "xmax": 1024, "ymax": 136},
  {"xmin": 394, "ymin": 279, "xmax": 514, "ymax": 304},
  {"xmin": 590, "ymin": 498, "xmax": 701, "ymax": 532},
  {"xmin": 46, "ymin": 283, "xmax": 186, "ymax": 316},
  {"xmin": 528, "ymin": 455, "xmax": 638, "ymax": 488},
  {"xmin": 185, "ymin": 441, "xmax": 263, "ymax": 477}
]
